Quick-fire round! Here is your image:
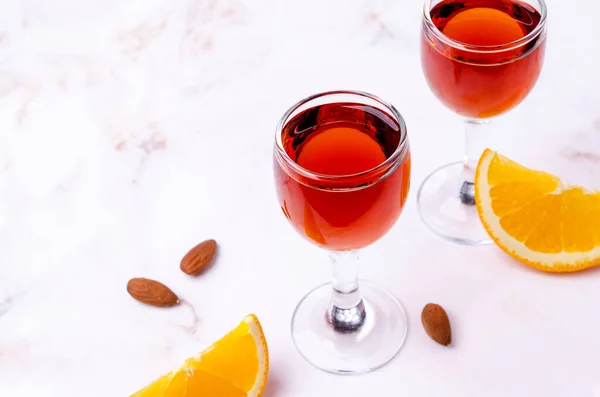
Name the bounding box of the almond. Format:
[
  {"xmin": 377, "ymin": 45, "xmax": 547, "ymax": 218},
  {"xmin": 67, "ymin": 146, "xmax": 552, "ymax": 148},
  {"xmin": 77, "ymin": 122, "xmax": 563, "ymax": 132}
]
[
  {"xmin": 421, "ymin": 303, "xmax": 452, "ymax": 346},
  {"xmin": 127, "ymin": 278, "xmax": 180, "ymax": 307},
  {"xmin": 180, "ymin": 239, "xmax": 217, "ymax": 276}
]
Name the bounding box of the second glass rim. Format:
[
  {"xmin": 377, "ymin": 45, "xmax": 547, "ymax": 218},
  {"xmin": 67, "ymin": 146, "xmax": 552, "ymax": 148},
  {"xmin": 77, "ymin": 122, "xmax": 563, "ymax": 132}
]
[
  {"xmin": 422, "ymin": 0, "xmax": 548, "ymax": 54},
  {"xmin": 274, "ymin": 90, "xmax": 409, "ymax": 187}
]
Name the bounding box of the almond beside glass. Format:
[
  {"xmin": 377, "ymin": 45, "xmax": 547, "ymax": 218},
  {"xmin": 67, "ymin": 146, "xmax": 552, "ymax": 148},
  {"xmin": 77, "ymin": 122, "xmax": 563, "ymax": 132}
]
[
  {"xmin": 180, "ymin": 239, "xmax": 217, "ymax": 276},
  {"xmin": 421, "ymin": 303, "xmax": 452, "ymax": 346},
  {"xmin": 127, "ymin": 277, "xmax": 180, "ymax": 307}
]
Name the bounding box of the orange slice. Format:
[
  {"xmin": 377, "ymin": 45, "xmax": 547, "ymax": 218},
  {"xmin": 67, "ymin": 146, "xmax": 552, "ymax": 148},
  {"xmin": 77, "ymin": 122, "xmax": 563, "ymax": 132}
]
[
  {"xmin": 475, "ymin": 149, "xmax": 600, "ymax": 272},
  {"xmin": 131, "ymin": 314, "xmax": 269, "ymax": 397}
]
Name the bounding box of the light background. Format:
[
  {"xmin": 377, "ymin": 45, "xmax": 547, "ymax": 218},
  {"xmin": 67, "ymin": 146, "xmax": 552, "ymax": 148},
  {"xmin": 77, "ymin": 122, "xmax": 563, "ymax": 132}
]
[{"xmin": 0, "ymin": 0, "xmax": 599, "ymax": 395}]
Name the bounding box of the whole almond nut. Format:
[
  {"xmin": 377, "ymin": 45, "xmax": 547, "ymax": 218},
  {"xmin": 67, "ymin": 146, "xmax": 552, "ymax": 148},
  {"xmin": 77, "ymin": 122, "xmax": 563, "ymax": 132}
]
[
  {"xmin": 127, "ymin": 278, "xmax": 180, "ymax": 307},
  {"xmin": 180, "ymin": 239, "xmax": 217, "ymax": 276},
  {"xmin": 421, "ymin": 303, "xmax": 452, "ymax": 346}
]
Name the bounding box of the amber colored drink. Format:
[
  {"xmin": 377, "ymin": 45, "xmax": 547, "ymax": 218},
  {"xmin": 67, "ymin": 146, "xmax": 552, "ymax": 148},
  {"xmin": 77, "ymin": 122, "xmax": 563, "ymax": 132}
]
[
  {"xmin": 274, "ymin": 102, "xmax": 411, "ymax": 251},
  {"xmin": 422, "ymin": 0, "xmax": 546, "ymax": 118}
]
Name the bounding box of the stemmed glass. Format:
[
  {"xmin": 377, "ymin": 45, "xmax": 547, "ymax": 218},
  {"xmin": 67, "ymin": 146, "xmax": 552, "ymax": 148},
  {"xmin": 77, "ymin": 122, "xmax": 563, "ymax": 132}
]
[
  {"xmin": 418, "ymin": 0, "xmax": 547, "ymax": 245},
  {"xmin": 273, "ymin": 91, "xmax": 411, "ymax": 374}
]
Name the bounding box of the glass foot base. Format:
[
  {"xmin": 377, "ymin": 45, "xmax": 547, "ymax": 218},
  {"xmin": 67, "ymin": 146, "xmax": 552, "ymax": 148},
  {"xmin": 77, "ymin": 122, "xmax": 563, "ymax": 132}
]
[
  {"xmin": 291, "ymin": 281, "xmax": 407, "ymax": 375},
  {"xmin": 417, "ymin": 161, "xmax": 492, "ymax": 245}
]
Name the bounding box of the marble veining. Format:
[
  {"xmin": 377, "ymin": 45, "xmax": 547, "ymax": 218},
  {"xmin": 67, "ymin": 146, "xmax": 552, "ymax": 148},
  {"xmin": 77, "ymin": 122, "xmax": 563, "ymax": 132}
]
[{"xmin": 1, "ymin": 0, "xmax": 600, "ymax": 395}]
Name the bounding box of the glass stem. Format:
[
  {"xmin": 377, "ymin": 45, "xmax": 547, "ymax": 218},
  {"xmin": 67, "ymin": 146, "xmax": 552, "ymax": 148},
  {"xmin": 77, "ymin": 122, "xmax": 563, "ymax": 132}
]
[
  {"xmin": 327, "ymin": 250, "xmax": 366, "ymax": 333},
  {"xmin": 460, "ymin": 118, "xmax": 491, "ymax": 205}
]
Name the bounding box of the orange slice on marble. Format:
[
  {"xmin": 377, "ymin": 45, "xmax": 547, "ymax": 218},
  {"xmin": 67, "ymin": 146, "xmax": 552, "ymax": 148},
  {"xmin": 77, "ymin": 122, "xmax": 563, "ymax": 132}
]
[
  {"xmin": 131, "ymin": 314, "xmax": 269, "ymax": 397},
  {"xmin": 475, "ymin": 149, "xmax": 600, "ymax": 272}
]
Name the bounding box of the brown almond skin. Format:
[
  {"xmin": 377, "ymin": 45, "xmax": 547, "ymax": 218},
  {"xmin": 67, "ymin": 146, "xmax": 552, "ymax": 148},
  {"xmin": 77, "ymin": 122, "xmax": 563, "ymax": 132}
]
[
  {"xmin": 421, "ymin": 303, "xmax": 452, "ymax": 346},
  {"xmin": 127, "ymin": 278, "xmax": 180, "ymax": 307},
  {"xmin": 180, "ymin": 239, "xmax": 217, "ymax": 276}
]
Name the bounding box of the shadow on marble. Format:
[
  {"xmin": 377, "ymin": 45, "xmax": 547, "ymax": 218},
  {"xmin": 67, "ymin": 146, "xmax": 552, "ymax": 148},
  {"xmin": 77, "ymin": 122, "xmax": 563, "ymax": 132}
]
[{"xmin": 263, "ymin": 368, "xmax": 283, "ymax": 397}]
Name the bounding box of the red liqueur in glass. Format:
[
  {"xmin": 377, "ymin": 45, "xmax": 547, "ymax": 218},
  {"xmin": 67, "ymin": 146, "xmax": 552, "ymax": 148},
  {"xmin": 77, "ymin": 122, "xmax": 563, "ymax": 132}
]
[
  {"xmin": 274, "ymin": 102, "xmax": 411, "ymax": 251},
  {"xmin": 422, "ymin": 0, "xmax": 546, "ymax": 118}
]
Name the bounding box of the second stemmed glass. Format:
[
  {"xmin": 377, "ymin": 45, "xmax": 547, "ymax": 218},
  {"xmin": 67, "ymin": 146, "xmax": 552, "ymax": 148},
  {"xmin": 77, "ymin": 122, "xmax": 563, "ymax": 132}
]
[
  {"xmin": 273, "ymin": 91, "xmax": 411, "ymax": 374},
  {"xmin": 418, "ymin": 0, "xmax": 547, "ymax": 245}
]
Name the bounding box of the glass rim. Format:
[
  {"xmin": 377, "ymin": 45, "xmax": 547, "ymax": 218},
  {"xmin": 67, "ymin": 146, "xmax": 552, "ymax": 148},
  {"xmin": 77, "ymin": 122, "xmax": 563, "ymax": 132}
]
[
  {"xmin": 274, "ymin": 90, "xmax": 409, "ymax": 185},
  {"xmin": 422, "ymin": 0, "xmax": 548, "ymax": 53}
]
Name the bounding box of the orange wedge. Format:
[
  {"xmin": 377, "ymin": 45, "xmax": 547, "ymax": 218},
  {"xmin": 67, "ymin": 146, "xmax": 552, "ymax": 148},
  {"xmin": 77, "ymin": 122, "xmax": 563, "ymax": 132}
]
[
  {"xmin": 131, "ymin": 314, "xmax": 269, "ymax": 397},
  {"xmin": 475, "ymin": 149, "xmax": 600, "ymax": 273}
]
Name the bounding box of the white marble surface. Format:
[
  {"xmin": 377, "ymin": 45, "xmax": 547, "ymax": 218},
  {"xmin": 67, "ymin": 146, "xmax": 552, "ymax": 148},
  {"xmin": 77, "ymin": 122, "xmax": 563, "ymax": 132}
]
[{"xmin": 1, "ymin": 0, "xmax": 600, "ymax": 395}]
